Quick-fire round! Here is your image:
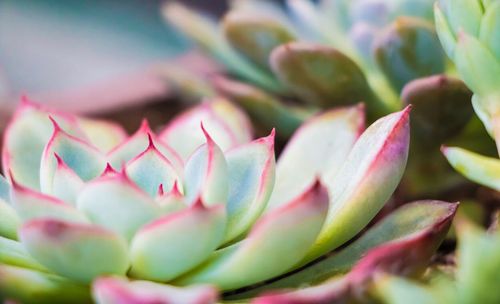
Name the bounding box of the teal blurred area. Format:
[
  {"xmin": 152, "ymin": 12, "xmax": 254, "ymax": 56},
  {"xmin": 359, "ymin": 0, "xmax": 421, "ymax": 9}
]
[{"xmin": 0, "ymin": 0, "xmax": 195, "ymax": 112}]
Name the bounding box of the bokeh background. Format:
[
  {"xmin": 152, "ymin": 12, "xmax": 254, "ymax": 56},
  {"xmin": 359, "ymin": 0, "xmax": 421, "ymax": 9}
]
[{"xmin": 0, "ymin": 0, "xmax": 237, "ymax": 114}]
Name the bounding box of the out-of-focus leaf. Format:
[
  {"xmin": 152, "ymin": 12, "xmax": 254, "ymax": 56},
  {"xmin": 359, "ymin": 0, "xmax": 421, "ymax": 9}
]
[{"xmin": 374, "ymin": 17, "xmax": 445, "ymax": 92}]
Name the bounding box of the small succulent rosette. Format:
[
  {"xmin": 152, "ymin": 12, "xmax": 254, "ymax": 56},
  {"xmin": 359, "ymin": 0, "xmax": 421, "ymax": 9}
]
[
  {"xmin": 0, "ymin": 98, "xmax": 457, "ymax": 303},
  {"xmin": 435, "ymin": 0, "xmax": 500, "ymax": 192}
]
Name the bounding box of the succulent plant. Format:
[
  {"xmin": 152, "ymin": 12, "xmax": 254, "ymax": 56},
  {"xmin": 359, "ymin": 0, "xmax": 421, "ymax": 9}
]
[
  {"xmin": 162, "ymin": 0, "xmax": 471, "ymax": 135},
  {"xmin": 0, "ymin": 96, "xmax": 457, "ymax": 303},
  {"xmin": 435, "ymin": 0, "xmax": 500, "ymax": 191},
  {"xmin": 161, "ymin": 0, "xmax": 485, "ymax": 199}
]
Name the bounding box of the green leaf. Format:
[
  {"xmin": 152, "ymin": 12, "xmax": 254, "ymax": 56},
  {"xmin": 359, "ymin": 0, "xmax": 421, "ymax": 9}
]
[
  {"xmin": 183, "ymin": 126, "xmax": 228, "ymax": 207},
  {"xmin": 266, "ymin": 104, "xmax": 364, "ymax": 211},
  {"xmin": 0, "ymin": 236, "xmax": 47, "ymax": 271},
  {"xmin": 175, "ymin": 181, "xmax": 329, "ymax": 291},
  {"xmin": 77, "ymin": 172, "xmax": 160, "ymax": 241},
  {"xmin": 442, "ymin": 146, "xmax": 500, "ymax": 191},
  {"xmin": 129, "ymin": 201, "xmax": 225, "ymax": 281},
  {"xmin": 270, "ymin": 42, "xmax": 373, "ymax": 108},
  {"xmin": 374, "ymin": 18, "xmax": 445, "ymax": 92},
  {"xmin": 214, "ymin": 77, "xmax": 310, "ymax": 137},
  {"xmin": 223, "ymin": 11, "xmax": 295, "ymax": 68},
  {"xmin": 401, "ymin": 75, "xmax": 473, "ymax": 145},
  {"xmin": 125, "ymin": 135, "xmax": 181, "ymax": 197},
  {"xmin": 230, "ymin": 200, "xmax": 458, "ymax": 299},
  {"xmin": 11, "ymin": 178, "xmax": 88, "ymax": 224},
  {"xmin": 223, "ymin": 131, "xmax": 275, "ymax": 243},
  {"xmin": 303, "ymin": 107, "xmax": 410, "ymax": 262},
  {"xmin": 0, "ymin": 199, "xmax": 20, "ymax": 239},
  {"xmin": 20, "ymin": 219, "xmax": 129, "ymax": 283},
  {"xmin": 0, "ymin": 264, "xmax": 91, "ymax": 304},
  {"xmin": 39, "ymin": 119, "xmax": 106, "ymax": 194},
  {"xmin": 479, "ymin": 1, "xmax": 500, "ymax": 60},
  {"xmin": 159, "ymin": 99, "xmax": 252, "ymax": 160},
  {"xmin": 454, "ymin": 32, "xmax": 500, "ymax": 104}
]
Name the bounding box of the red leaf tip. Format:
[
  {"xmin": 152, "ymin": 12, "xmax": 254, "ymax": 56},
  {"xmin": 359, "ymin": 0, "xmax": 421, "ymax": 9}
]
[
  {"xmin": 158, "ymin": 184, "xmax": 165, "ymax": 196},
  {"xmin": 48, "ymin": 116, "xmax": 62, "ymax": 132},
  {"xmin": 101, "ymin": 163, "xmax": 118, "ymax": 176}
]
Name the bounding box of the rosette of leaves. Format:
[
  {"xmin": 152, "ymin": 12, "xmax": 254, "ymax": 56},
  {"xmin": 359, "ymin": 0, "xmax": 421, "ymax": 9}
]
[
  {"xmin": 0, "ymin": 97, "xmax": 456, "ymax": 303},
  {"xmin": 161, "ymin": 0, "xmax": 483, "ymax": 198},
  {"xmin": 435, "ymin": 0, "xmax": 500, "ymax": 192},
  {"xmin": 162, "ymin": 0, "xmax": 472, "ymax": 137}
]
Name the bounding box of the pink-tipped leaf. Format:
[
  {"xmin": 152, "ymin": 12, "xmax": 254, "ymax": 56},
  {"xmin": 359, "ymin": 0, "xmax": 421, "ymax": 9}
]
[
  {"xmin": 183, "ymin": 125, "xmax": 228, "ymax": 207},
  {"xmin": 129, "ymin": 200, "xmax": 226, "ymax": 281},
  {"xmin": 222, "ymin": 130, "xmax": 276, "ymax": 243},
  {"xmin": 92, "ymin": 276, "xmax": 218, "ymax": 304},
  {"xmin": 175, "ymin": 181, "xmax": 329, "ymax": 291},
  {"xmin": 76, "ymin": 172, "xmax": 160, "ymax": 241}
]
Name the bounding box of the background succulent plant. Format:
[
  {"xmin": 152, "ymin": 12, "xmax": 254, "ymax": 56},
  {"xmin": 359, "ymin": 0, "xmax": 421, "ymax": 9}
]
[
  {"xmin": 435, "ymin": 0, "xmax": 500, "ymax": 192},
  {"xmin": 161, "ymin": 0, "xmax": 495, "ymax": 199},
  {"xmin": 0, "ymin": 97, "xmax": 457, "ymax": 303}
]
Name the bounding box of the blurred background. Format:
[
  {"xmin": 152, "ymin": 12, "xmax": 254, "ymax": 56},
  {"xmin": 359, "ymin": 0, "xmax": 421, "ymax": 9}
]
[{"xmin": 0, "ymin": 0, "xmax": 236, "ymax": 114}]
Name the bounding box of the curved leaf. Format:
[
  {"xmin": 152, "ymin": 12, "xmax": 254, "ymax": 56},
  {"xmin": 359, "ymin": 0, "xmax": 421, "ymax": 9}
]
[
  {"xmin": 303, "ymin": 107, "xmax": 410, "ymax": 262},
  {"xmin": 183, "ymin": 126, "xmax": 228, "ymax": 207},
  {"xmin": 51, "ymin": 154, "xmax": 85, "ymax": 204},
  {"xmin": 129, "ymin": 201, "xmax": 225, "ymax": 281},
  {"xmin": 159, "ymin": 99, "xmax": 252, "ymax": 160},
  {"xmin": 20, "ymin": 219, "xmax": 129, "ymax": 283},
  {"xmin": 77, "ymin": 172, "xmax": 160, "ymax": 241},
  {"xmin": 266, "ymin": 104, "xmax": 364, "ymax": 211},
  {"xmin": 176, "ymin": 181, "xmax": 328, "ymax": 291},
  {"xmin": 442, "ymin": 146, "xmax": 500, "ymax": 191},
  {"xmin": 125, "ymin": 135, "xmax": 181, "ymax": 197},
  {"xmin": 40, "ymin": 119, "xmax": 106, "ymax": 194},
  {"xmin": 223, "ymin": 131, "xmax": 276, "ymax": 243}
]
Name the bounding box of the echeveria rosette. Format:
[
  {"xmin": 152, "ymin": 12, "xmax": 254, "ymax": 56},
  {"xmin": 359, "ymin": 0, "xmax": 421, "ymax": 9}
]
[
  {"xmin": 435, "ymin": 0, "xmax": 500, "ymax": 191},
  {"xmin": 0, "ymin": 96, "xmax": 419, "ymax": 302}
]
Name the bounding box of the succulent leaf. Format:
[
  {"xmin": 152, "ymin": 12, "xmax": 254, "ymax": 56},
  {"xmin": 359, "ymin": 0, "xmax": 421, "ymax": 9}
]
[
  {"xmin": 231, "ymin": 200, "xmax": 458, "ymax": 299},
  {"xmin": 480, "ymin": 1, "xmax": 500, "ymax": 60},
  {"xmin": 11, "ymin": 179, "xmax": 88, "ymax": 224},
  {"xmin": 304, "ymin": 106, "xmax": 410, "ymax": 262},
  {"xmin": 0, "ymin": 199, "xmax": 20, "ymax": 240},
  {"xmin": 454, "ymin": 32, "xmax": 500, "ymax": 105},
  {"xmin": 76, "ymin": 172, "xmax": 160, "ymax": 241},
  {"xmin": 266, "ymin": 104, "xmax": 364, "ymax": 211},
  {"xmin": 51, "ymin": 154, "xmax": 85, "ymax": 204},
  {"xmin": 223, "ymin": 11, "xmax": 296, "ymax": 69},
  {"xmin": 401, "ymin": 75, "xmax": 473, "ymax": 145},
  {"xmin": 373, "ymin": 17, "xmax": 445, "ymax": 92},
  {"xmin": 129, "ymin": 201, "xmax": 225, "ymax": 281},
  {"xmin": 162, "ymin": 2, "xmax": 285, "ymax": 93},
  {"xmin": 125, "ymin": 135, "xmax": 181, "ymax": 197},
  {"xmin": 2, "ymin": 101, "xmax": 82, "ymax": 190},
  {"xmin": 223, "ymin": 131, "xmax": 276, "ymax": 243},
  {"xmin": 19, "ymin": 219, "xmax": 129, "ymax": 283},
  {"xmin": 253, "ymin": 201, "xmax": 456, "ymax": 304},
  {"xmin": 40, "ymin": 119, "xmax": 106, "ymax": 194},
  {"xmin": 183, "ymin": 126, "xmax": 228, "ymax": 207},
  {"xmin": 175, "ymin": 181, "xmax": 329, "ymax": 291},
  {"xmin": 214, "ymin": 77, "xmax": 310, "ymax": 137},
  {"xmin": 270, "ymin": 42, "xmax": 373, "ymax": 108},
  {"xmin": 159, "ymin": 99, "xmax": 252, "ymax": 160},
  {"xmin": 442, "ymin": 146, "xmax": 500, "ymax": 191},
  {"xmin": 0, "ymin": 236, "xmax": 47, "ymax": 271},
  {"xmin": 92, "ymin": 277, "xmax": 218, "ymax": 304},
  {"xmin": 0, "ymin": 264, "xmax": 91, "ymax": 304},
  {"xmin": 107, "ymin": 119, "xmax": 183, "ymax": 173}
]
